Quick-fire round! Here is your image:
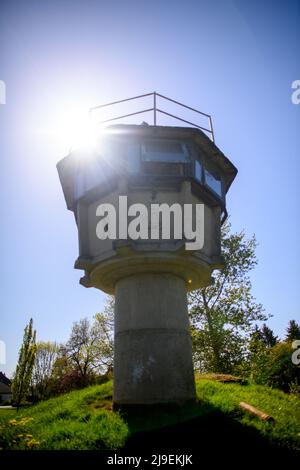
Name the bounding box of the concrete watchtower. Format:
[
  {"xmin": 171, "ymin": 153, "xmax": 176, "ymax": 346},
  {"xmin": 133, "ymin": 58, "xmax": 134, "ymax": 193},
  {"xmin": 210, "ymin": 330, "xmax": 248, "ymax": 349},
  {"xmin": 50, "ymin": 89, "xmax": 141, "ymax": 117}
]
[{"xmin": 57, "ymin": 93, "xmax": 237, "ymax": 407}]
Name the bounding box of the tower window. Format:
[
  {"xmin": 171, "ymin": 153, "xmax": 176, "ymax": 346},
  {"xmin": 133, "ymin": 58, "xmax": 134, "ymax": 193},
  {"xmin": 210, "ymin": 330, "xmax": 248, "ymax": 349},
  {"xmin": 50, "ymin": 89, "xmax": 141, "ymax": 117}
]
[
  {"xmin": 204, "ymin": 168, "xmax": 222, "ymax": 197},
  {"xmin": 141, "ymin": 140, "xmax": 188, "ymax": 163},
  {"xmin": 195, "ymin": 160, "xmax": 202, "ymax": 182}
]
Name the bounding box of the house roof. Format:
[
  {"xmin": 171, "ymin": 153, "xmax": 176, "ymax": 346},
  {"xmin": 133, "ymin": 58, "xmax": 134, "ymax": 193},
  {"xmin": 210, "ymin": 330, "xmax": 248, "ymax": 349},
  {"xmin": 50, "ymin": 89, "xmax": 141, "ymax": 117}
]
[{"xmin": 0, "ymin": 372, "xmax": 11, "ymax": 386}]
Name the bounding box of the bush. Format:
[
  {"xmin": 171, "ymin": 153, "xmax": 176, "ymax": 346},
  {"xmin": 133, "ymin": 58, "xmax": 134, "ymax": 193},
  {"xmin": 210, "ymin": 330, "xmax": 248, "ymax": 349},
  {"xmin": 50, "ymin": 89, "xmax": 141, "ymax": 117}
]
[
  {"xmin": 267, "ymin": 342, "xmax": 300, "ymax": 392},
  {"xmin": 250, "ymin": 341, "xmax": 300, "ymax": 392}
]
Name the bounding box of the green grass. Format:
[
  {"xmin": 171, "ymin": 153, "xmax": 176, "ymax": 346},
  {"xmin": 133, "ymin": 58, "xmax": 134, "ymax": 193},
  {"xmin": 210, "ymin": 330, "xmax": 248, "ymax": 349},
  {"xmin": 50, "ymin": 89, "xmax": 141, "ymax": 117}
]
[
  {"xmin": 196, "ymin": 380, "xmax": 300, "ymax": 451},
  {"xmin": 0, "ymin": 381, "xmax": 128, "ymax": 450},
  {"xmin": 0, "ymin": 378, "xmax": 299, "ymax": 451},
  {"xmin": 0, "ymin": 409, "xmax": 16, "ymax": 418}
]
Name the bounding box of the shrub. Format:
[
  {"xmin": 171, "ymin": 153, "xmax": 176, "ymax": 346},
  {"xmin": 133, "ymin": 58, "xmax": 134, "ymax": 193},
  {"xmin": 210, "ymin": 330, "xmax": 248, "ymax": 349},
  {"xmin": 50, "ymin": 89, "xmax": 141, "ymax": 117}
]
[{"xmin": 250, "ymin": 341, "xmax": 300, "ymax": 392}]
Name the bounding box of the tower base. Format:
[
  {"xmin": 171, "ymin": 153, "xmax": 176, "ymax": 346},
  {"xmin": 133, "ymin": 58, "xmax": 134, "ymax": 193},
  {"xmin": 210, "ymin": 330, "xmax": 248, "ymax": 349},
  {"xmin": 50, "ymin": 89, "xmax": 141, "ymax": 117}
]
[{"xmin": 113, "ymin": 273, "xmax": 196, "ymax": 406}]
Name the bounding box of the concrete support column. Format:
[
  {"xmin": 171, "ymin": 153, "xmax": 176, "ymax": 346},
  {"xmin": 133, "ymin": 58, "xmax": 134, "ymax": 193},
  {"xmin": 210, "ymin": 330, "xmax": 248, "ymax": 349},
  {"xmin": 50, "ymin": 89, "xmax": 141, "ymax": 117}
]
[{"xmin": 113, "ymin": 273, "xmax": 196, "ymax": 405}]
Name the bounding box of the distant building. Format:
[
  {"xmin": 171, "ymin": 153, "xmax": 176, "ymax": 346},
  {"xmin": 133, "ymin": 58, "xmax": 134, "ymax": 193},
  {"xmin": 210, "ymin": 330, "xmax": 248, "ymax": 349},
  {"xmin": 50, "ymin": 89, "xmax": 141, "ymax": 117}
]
[
  {"xmin": 0, "ymin": 372, "xmax": 12, "ymax": 403},
  {"xmin": 0, "ymin": 371, "xmax": 11, "ymax": 386}
]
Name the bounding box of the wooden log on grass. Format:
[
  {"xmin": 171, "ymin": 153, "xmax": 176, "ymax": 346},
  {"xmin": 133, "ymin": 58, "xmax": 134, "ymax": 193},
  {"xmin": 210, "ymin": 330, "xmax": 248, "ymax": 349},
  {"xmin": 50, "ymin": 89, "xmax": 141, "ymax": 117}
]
[{"xmin": 239, "ymin": 401, "xmax": 274, "ymax": 422}]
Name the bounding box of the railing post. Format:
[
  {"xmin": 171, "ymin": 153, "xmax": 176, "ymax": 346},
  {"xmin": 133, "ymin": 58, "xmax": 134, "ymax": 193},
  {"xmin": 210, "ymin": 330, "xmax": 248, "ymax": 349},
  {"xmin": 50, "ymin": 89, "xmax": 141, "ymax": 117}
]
[
  {"xmin": 153, "ymin": 91, "xmax": 157, "ymax": 126},
  {"xmin": 209, "ymin": 116, "xmax": 215, "ymax": 143}
]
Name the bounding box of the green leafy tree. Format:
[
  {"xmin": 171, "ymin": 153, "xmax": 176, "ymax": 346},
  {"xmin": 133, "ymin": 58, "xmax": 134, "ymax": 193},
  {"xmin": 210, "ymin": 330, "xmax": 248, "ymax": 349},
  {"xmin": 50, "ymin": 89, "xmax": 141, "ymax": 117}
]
[
  {"xmin": 286, "ymin": 320, "xmax": 300, "ymax": 342},
  {"xmin": 47, "ymin": 350, "xmax": 80, "ymax": 395},
  {"xmin": 248, "ymin": 327, "xmax": 272, "ymax": 384},
  {"xmin": 63, "ymin": 297, "xmax": 114, "ymax": 382},
  {"xmin": 253, "ymin": 324, "xmax": 278, "ymax": 348},
  {"xmin": 266, "ymin": 342, "xmax": 300, "ymax": 392},
  {"xmin": 12, "ymin": 318, "xmax": 37, "ymax": 410},
  {"xmin": 249, "ymin": 320, "xmax": 300, "ymax": 391},
  {"xmin": 93, "ymin": 296, "xmax": 114, "ymax": 374},
  {"xmin": 189, "ymin": 223, "xmax": 267, "ymax": 374},
  {"xmin": 62, "ymin": 317, "xmax": 96, "ymax": 385},
  {"xmin": 31, "ymin": 341, "xmax": 59, "ymax": 400},
  {"xmin": 261, "ymin": 324, "xmax": 278, "ymax": 347},
  {"xmin": 249, "ymin": 336, "xmax": 300, "ymax": 392},
  {"xmin": 49, "ymin": 349, "xmax": 87, "ymax": 394}
]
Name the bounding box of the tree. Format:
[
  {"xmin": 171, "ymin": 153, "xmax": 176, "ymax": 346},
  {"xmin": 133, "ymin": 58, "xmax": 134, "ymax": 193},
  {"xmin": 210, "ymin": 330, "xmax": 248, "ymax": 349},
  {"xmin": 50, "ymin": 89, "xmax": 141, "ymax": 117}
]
[
  {"xmin": 63, "ymin": 297, "xmax": 114, "ymax": 383},
  {"xmin": 63, "ymin": 317, "xmax": 95, "ymax": 385},
  {"xmin": 12, "ymin": 318, "xmax": 36, "ymax": 410},
  {"xmin": 249, "ymin": 320, "xmax": 300, "ymax": 391},
  {"xmin": 189, "ymin": 222, "xmax": 267, "ymax": 374},
  {"xmin": 266, "ymin": 342, "xmax": 300, "ymax": 392},
  {"xmin": 49, "ymin": 350, "xmax": 86, "ymax": 394},
  {"xmin": 261, "ymin": 324, "xmax": 278, "ymax": 347},
  {"xmin": 249, "ymin": 338, "xmax": 300, "ymax": 392},
  {"xmin": 93, "ymin": 296, "xmax": 114, "ymax": 374},
  {"xmin": 254, "ymin": 324, "xmax": 278, "ymax": 348},
  {"xmin": 248, "ymin": 326, "xmax": 272, "ymax": 385},
  {"xmin": 286, "ymin": 320, "xmax": 300, "ymax": 342},
  {"xmin": 31, "ymin": 341, "xmax": 59, "ymax": 400}
]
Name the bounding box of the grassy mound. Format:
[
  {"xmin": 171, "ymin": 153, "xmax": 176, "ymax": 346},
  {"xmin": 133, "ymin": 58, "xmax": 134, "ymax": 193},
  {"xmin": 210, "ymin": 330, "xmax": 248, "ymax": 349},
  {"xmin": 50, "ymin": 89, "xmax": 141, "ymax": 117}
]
[
  {"xmin": 0, "ymin": 381, "xmax": 128, "ymax": 450},
  {"xmin": 197, "ymin": 380, "xmax": 300, "ymax": 451},
  {"xmin": 0, "ymin": 377, "xmax": 299, "ymax": 452}
]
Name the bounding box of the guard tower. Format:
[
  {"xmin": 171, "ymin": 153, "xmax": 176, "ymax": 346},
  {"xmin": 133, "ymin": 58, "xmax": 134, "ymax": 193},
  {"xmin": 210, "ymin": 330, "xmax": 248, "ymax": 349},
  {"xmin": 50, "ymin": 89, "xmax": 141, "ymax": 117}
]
[{"xmin": 57, "ymin": 93, "xmax": 237, "ymax": 406}]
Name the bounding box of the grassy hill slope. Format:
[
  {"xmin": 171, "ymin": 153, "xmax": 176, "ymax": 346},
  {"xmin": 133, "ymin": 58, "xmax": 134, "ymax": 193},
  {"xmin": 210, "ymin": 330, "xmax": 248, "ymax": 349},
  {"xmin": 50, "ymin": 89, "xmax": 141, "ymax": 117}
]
[{"xmin": 0, "ymin": 378, "xmax": 299, "ymax": 458}]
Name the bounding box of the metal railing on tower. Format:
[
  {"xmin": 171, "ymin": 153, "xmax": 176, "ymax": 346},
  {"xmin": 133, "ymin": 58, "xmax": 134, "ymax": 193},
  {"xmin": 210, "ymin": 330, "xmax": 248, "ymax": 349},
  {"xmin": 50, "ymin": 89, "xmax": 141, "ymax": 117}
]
[{"xmin": 89, "ymin": 92, "xmax": 215, "ymax": 142}]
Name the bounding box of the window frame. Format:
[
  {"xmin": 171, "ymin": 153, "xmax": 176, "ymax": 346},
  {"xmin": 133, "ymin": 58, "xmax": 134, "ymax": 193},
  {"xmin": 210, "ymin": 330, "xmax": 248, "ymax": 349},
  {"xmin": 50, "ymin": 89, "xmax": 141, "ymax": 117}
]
[
  {"xmin": 141, "ymin": 139, "xmax": 190, "ymax": 164},
  {"xmin": 193, "ymin": 154, "xmax": 224, "ymax": 201}
]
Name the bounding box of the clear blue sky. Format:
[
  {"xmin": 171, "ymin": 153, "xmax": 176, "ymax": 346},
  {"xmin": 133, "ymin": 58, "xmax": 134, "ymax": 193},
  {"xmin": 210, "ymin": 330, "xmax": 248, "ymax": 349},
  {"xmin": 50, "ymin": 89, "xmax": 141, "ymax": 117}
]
[{"xmin": 0, "ymin": 0, "xmax": 299, "ymax": 377}]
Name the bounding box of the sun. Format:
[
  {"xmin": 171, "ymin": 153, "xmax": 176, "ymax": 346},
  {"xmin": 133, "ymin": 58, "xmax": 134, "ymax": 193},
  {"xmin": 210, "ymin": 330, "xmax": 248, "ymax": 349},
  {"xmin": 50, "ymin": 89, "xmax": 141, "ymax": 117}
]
[
  {"xmin": 39, "ymin": 101, "xmax": 120, "ymax": 158},
  {"xmin": 56, "ymin": 107, "xmax": 101, "ymax": 154}
]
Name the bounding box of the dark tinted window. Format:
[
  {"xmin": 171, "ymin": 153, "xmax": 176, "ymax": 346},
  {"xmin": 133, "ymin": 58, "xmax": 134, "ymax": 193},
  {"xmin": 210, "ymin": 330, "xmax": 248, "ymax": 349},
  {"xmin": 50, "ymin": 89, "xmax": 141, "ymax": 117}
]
[
  {"xmin": 145, "ymin": 141, "xmax": 183, "ymax": 154},
  {"xmin": 195, "ymin": 160, "xmax": 202, "ymax": 182},
  {"xmin": 142, "ymin": 140, "xmax": 188, "ymax": 163},
  {"xmin": 204, "ymin": 168, "xmax": 222, "ymax": 197}
]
